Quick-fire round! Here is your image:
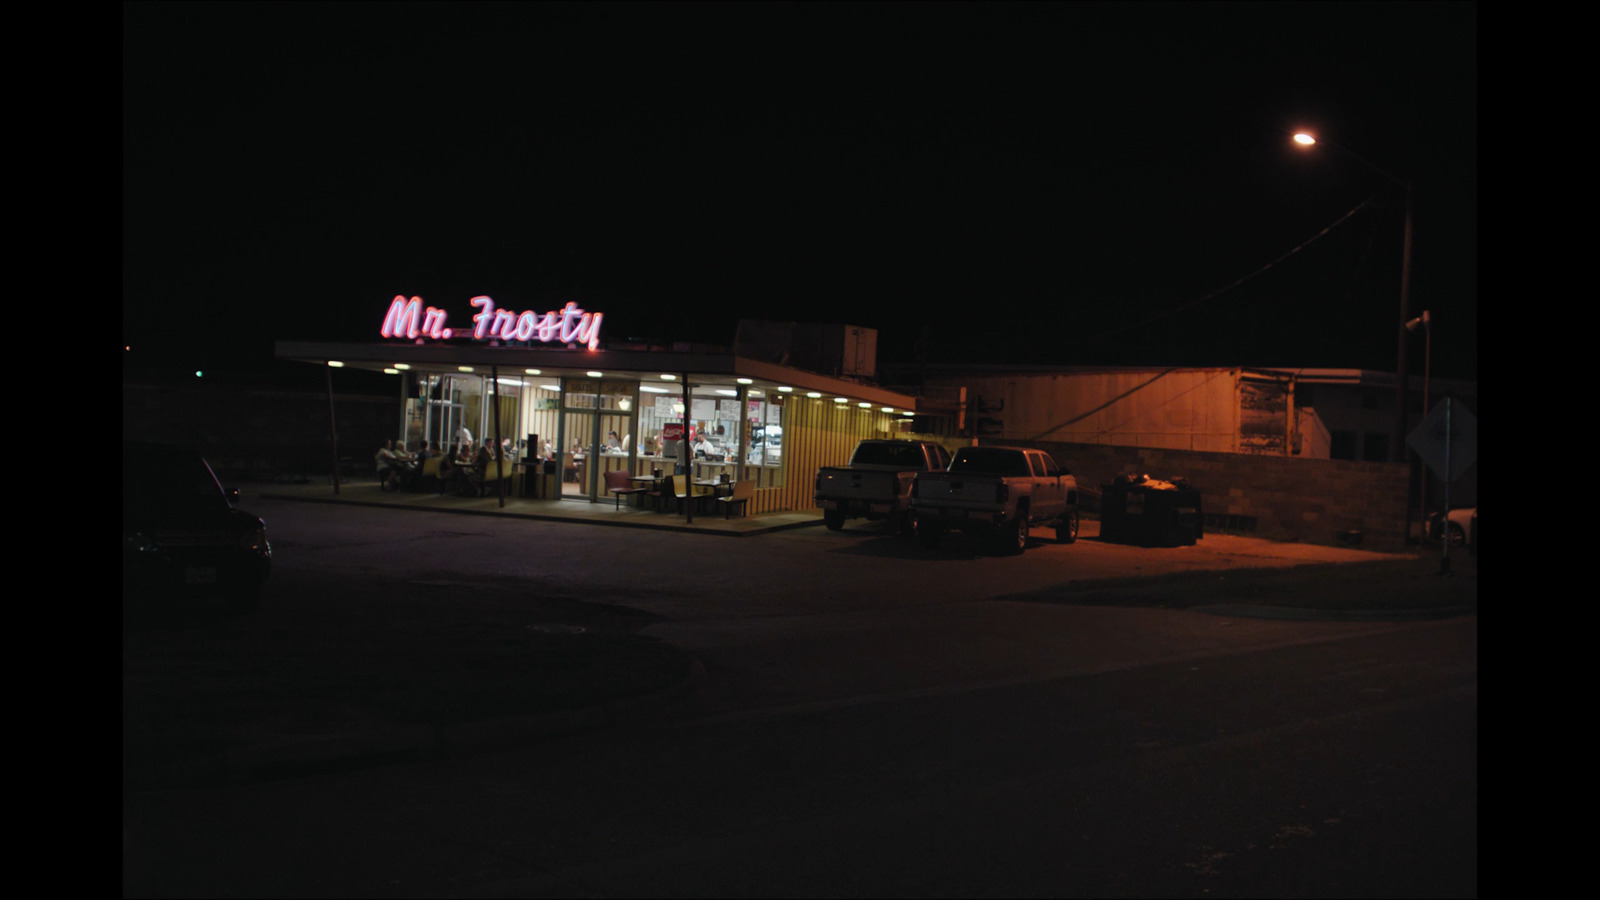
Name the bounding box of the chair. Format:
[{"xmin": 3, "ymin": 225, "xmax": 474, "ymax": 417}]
[
  {"xmin": 716, "ymin": 479, "xmax": 756, "ymax": 519},
  {"xmin": 603, "ymin": 468, "xmax": 650, "ymax": 510},
  {"xmin": 417, "ymin": 456, "xmax": 442, "ymax": 493},
  {"xmin": 670, "ymin": 475, "xmax": 713, "ymax": 514},
  {"xmin": 642, "ymin": 475, "xmax": 670, "ymax": 512}
]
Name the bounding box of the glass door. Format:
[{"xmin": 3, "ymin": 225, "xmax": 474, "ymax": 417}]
[
  {"xmin": 559, "ymin": 378, "xmax": 598, "ymax": 499},
  {"xmin": 422, "ymin": 374, "xmax": 466, "ymax": 454},
  {"xmin": 558, "ymin": 378, "xmax": 637, "ymax": 501}
]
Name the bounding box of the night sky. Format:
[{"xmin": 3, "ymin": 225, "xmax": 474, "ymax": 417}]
[{"xmin": 123, "ymin": 1, "xmax": 1476, "ymax": 384}]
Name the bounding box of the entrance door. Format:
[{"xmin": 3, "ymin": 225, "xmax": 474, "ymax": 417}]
[{"xmin": 558, "ymin": 378, "xmax": 637, "ymax": 501}]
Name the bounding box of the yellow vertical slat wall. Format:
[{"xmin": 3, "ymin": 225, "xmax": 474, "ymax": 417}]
[{"xmin": 748, "ymin": 396, "xmax": 905, "ymax": 515}]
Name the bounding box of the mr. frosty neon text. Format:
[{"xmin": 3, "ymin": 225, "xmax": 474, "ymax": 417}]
[{"xmin": 380, "ymin": 295, "xmax": 604, "ymax": 350}]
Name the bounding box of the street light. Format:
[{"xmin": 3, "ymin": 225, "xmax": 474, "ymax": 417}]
[
  {"xmin": 1292, "ymin": 131, "xmax": 1416, "ymax": 466},
  {"xmin": 1406, "ymin": 309, "xmax": 1431, "ymax": 530}
]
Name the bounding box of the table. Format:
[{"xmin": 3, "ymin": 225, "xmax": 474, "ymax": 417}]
[
  {"xmin": 694, "ymin": 479, "xmax": 735, "ymax": 498},
  {"xmin": 626, "ymin": 475, "xmax": 665, "ymax": 510}
]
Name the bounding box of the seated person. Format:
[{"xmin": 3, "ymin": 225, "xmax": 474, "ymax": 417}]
[
  {"xmin": 438, "ymin": 444, "xmax": 458, "ymax": 489},
  {"xmin": 460, "ymin": 444, "xmax": 492, "ymax": 495},
  {"xmin": 393, "ymin": 441, "xmax": 423, "ymax": 490},
  {"xmin": 375, "ymin": 440, "xmax": 402, "ymax": 491}
]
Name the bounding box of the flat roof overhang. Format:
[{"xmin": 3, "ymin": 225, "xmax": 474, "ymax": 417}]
[{"xmin": 275, "ymin": 340, "xmax": 920, "ymax": 411}]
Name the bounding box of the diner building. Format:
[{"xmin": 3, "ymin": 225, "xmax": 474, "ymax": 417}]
[{"xmin": 275, "ymin": 298, "xmax": 919, "ymax": 516}]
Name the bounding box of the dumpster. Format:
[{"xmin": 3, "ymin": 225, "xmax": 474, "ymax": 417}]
[{"xmin": 1098, "ymin": 474, "xmax": 1203, "ymax": 547}]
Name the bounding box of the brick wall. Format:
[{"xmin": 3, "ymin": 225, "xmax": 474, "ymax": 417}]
[{"xmin": 1009, "ymin": 439, "xmax": 1412, "ymax": 553}]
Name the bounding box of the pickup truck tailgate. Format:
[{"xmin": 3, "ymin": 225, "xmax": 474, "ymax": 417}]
[
  {"xmin": 912, "ymin": 473, "xmax": 1006, "ymax": 511},
  {"xmin": 815, "ymin": 468, "xmax": 910, "ymax": 510}
]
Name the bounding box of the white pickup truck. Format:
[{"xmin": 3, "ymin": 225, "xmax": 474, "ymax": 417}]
[
  {"xmin": 909, "ymin": 445, "xmax": 1079, "ymax": 554},
  {"xmin": 814, "ymin": 439, "xmax": 952, "ymax": 534}
]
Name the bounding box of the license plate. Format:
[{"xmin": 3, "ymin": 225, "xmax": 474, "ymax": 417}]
[{"xmin": 185, "ymin": 567, "xmax": 218, "ymax": 585}]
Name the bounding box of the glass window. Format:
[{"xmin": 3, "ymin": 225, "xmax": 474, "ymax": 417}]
[
  {"xmin": 636, "ymin": 385, "xmax": 683, "ymax": 461},
  {"xmin": 520, "ymin": 380, "xmax": 563, "ymax": 460},
  {"xmin": 597, "ymin": 380, "xmax": 635, "ymax": 461},
  {"xmin": 563, "ymin": 378, "xmax": 598, "ymax": 409}
]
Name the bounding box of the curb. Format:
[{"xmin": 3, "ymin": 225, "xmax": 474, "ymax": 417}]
[{"xmin": 259, "ymin": 492, "xmax": 824, "ymax": 537}]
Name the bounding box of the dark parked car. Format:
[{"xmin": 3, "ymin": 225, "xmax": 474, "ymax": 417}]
[{"xmin": 123, "ymin": 442, "xmax": 272, "ymax": 612}]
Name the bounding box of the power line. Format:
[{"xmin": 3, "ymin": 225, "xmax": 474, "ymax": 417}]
[{"xmin": 1066, "ymin": 191, "xmax": 1385, "ymax": 346}]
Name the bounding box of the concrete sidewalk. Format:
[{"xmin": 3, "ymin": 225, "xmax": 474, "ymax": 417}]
[{"xmin": 256, "ymin": 479, "xmax": 826, "ymax": 536}]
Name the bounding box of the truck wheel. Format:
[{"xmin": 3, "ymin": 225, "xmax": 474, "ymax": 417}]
[
  {"xmin": 915, "ymin": 520, "xmax": 943, "ymax": 549},
  {"xmin": 1004, "ymin": 508, "xmax": 1029, "ymax": 555},
  {"xmin": 1056, "ymin": 510, "xmax": 1079, "ymax": 544},
  {"xmin": 824, "ymin": 509, "xmax": 845, "ymax": 531},
  {"xmin": 894, "ymin": 511, "xmax": 915, "ymax": 536}
]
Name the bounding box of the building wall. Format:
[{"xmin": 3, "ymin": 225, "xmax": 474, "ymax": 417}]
[
  {"xmin": 1297, "ymin": 407, "xmax": 1332, "ymax": 458},
  {"xmin": 932, "ymin": 368, "xmax": 1245, "ymax": 452},
  {"xmin": 1011, "ymin": 439, "xmax": 1412, "ymax": 552}
]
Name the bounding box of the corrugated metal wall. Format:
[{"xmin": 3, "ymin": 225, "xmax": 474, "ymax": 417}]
[
  {"xmin": 748, "ymin": 397, "xmax": 905, "ymax": 514},
  {"xmin": 934, "ymin": 369, "xmax": 1244, "ymax": 452}
]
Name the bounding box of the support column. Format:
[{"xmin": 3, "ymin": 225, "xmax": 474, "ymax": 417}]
[{"xmin": 326, "ymin": 364, "xmax": 341, "ymax": 495}]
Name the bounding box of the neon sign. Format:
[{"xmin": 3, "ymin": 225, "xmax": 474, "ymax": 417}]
[{"xmin": 380, "ymin": 295, "xmax": 604, "ymax": 350}]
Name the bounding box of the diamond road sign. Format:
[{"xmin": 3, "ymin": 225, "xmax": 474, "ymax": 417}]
[{"xmin": 1406, "ymin": 398, "xmax": 1477, "ymax": 481}]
